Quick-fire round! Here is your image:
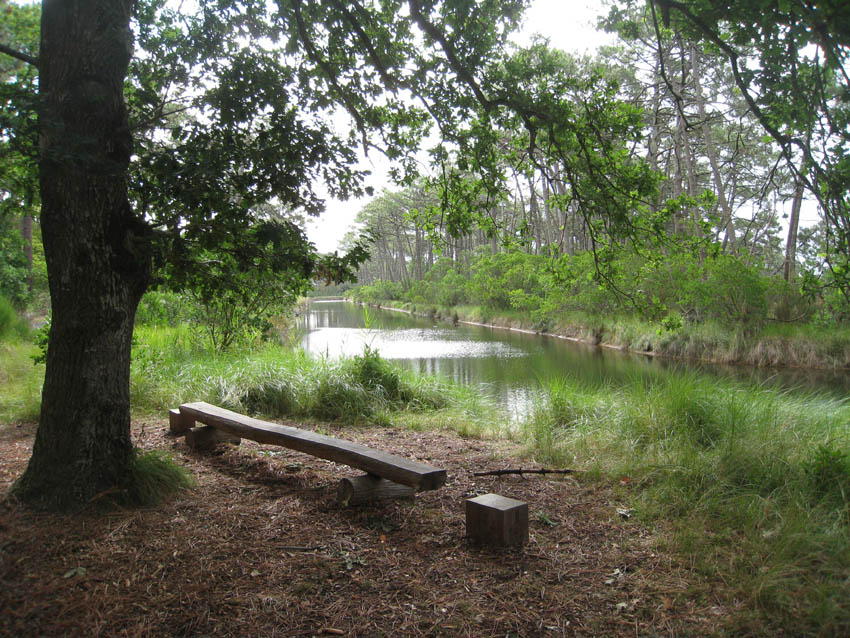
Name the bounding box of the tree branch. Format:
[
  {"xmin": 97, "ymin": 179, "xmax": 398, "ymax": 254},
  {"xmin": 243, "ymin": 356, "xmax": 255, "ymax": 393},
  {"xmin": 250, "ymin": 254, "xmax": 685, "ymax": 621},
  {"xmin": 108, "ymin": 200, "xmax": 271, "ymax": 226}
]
[{"xmin": 0, "ymin": 42, "xmax": 39, "ymax": 68}]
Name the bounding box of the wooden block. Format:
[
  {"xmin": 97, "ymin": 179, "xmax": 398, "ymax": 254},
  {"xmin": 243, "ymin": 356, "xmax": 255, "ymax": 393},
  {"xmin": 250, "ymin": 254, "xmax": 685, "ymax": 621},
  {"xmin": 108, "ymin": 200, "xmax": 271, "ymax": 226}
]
[
  {"xmin": 168, "ymin": 408, "xmax": 194, "ymax": 434},
  {"xmin": 337, "ymin": 474, "xmax": 416, "ymax": 506},
  {"xmin": 466, "ymin": 493, "xmax": 528, "ymax": 547},
  {"xmin": 184, "ymin": 425, "xmax": 241, "ymax": 451}
]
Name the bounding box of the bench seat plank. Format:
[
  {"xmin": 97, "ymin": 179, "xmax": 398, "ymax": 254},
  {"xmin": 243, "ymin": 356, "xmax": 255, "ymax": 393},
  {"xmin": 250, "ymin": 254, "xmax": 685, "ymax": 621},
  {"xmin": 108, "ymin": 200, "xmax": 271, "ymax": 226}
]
[{"xmin": 179, "ymin": 402, "xmax": 447, "ymax": 491}]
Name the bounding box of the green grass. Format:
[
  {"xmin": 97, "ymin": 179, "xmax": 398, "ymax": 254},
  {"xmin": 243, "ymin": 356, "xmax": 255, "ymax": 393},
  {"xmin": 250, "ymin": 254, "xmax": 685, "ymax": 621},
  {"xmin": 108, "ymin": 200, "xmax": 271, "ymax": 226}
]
[
  {"xmin": 120, "ymin": 450, "xmax": 195, "ymax": 507},
  {"xmin": 523, "ymin": 371, "xmax": 850, "ymax": 635},
  {"xmin": 0, "ymin": 341, "xmax": 43, "ymax": 425}
]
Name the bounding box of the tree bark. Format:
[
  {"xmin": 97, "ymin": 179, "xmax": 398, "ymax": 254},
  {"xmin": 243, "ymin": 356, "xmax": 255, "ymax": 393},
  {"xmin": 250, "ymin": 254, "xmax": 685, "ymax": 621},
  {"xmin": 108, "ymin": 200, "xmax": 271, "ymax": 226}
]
[
  {"xmin": 20, "ymin": 211, "xmax": 33, "ymax": 293},
  {"xmin": 691, "ymin": 45, "xmax": 736, "ymax": 250},
  {"xmin": 11, "ymin": 0, "xmax": 151, "ymax": 511},
  {"xmin": 784, "ymin": 177, "xmax": 804, "ymax": 282}
]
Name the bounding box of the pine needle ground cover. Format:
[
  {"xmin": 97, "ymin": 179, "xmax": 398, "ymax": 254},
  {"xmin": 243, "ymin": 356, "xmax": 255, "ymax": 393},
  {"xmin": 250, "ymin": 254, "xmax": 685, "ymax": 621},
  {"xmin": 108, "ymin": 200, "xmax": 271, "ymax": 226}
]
[{"xmin": 1, "ymin": 418, "xmax": 718, "ymax": 637}]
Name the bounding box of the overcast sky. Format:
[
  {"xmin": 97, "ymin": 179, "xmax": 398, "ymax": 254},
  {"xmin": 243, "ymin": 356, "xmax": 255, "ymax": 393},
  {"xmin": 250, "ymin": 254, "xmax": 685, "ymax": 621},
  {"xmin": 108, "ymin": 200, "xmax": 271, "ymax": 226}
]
[{"xmin": 305, "ymin": 0, "xmax": 613, "ymax": 253}]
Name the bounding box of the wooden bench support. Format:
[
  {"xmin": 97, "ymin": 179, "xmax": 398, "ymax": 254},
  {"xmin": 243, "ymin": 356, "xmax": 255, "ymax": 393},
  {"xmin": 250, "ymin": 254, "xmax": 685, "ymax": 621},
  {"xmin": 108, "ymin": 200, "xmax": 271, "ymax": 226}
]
[
  {"xmin": 169, "ymin": 408, "xmax": 194, "ymax": 434},
  {"xmin": 176, "ymin": 402, "xmax": 447, "ymax": 492},
  {"xmin": 337, "ymin": 474, "xmax": 416, "ymax": 506},
  {"xmin": 185, "ymin": 425, "xmax": 241, "ymax": 451}
]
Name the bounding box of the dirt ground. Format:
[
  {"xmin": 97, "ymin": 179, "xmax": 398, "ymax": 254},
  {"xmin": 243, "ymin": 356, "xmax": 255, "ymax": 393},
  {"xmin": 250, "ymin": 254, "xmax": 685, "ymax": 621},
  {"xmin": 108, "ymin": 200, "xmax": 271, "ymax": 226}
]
[{"xmin": 0, "ymin": 417, "xmax": 723, "ymax": 637}]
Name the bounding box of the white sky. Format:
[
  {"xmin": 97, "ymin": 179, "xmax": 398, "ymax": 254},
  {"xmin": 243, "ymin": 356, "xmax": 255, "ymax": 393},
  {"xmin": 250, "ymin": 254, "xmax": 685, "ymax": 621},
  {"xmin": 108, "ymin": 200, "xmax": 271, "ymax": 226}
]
[{"xmin": 305, "ymin": 0, "xmax": 613, "ymax": 253}]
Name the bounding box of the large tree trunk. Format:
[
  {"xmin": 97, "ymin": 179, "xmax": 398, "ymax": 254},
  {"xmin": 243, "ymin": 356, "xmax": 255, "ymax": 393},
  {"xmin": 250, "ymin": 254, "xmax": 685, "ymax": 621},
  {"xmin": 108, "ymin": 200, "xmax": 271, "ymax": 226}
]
[{"xmin": 11, "ymin": 0, "xmax": 151, "ymax": 511}]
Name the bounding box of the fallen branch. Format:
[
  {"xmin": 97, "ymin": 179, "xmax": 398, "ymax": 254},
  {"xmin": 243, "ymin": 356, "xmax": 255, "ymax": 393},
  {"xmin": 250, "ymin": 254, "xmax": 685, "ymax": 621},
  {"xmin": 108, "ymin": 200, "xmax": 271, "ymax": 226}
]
[{"xmin": 472, "ymin": 468, "xmax": 581, "ymax": 478}]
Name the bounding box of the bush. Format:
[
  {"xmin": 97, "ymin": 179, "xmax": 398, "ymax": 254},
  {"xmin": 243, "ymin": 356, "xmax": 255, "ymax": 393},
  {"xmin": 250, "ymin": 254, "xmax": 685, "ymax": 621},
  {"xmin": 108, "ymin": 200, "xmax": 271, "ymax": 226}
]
[
  {"xmin": 350, "ymin": 280, "xmax": 404, "ymax": 303},
  {"xmin": 0, "ymin": 294, "xmax": 29, "ymax": 342},
  {"xmin": 135, "ymin": 290, "xmax": 186, "ymax": 327}
]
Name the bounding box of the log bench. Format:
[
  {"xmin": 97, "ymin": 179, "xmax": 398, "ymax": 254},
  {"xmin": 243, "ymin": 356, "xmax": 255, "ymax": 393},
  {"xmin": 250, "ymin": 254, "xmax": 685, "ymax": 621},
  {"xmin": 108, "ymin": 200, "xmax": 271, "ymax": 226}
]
[{"xmin": 169, "ymin": 401, "xmax": 447, "ymax": 505}]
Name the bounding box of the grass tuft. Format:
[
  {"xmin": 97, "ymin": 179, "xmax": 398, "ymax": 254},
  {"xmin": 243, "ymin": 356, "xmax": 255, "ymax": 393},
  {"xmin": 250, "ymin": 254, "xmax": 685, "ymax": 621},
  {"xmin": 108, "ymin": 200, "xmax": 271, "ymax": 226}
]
[{"xmin": 120, "ymin": 450, "xmax": 195, "ymax": 507}]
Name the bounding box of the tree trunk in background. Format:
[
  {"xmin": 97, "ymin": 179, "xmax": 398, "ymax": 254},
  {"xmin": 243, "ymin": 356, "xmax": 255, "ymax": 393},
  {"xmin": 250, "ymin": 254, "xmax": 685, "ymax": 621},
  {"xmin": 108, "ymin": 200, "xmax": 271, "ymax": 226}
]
[
  {"xmin": 20, "ymin": 211, "xmax": 33, "ymax": 293},
  {"xmin": 691, "ymin": 45, "xmax": 736, "ymax": 250},
  {"xmin": 784, "ymin": 178, "xmax": 804, "ymax": 282},
  {"xmin": 12, "ymin": 0, "xmax": 152, "ymax": 511}
]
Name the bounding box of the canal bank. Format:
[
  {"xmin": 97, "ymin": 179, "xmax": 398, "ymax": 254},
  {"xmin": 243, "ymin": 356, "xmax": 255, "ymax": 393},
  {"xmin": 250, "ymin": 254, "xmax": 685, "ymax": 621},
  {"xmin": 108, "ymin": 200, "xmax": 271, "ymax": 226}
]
[
  {"xmin": 349, "ymin": 297, "xmax": 850, "ymax": 372},
  {"xmin": 299, "ymin": 300, "xmax": 850, "ymax": 416}
]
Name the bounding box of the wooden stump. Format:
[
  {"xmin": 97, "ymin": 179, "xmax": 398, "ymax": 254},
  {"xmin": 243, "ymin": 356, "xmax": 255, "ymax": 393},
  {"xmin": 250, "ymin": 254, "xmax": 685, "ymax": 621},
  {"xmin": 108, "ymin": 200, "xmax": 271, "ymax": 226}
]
[
  {"xmin": 466, "ymin": 493, "xmax": 528, "ymax": 547},
  {"xmin": 185, "ymin": 425, "xmax": 241, "ymax": 451},
  {"xmin": 337, "ymin": 474, "xmax": 416, "ymax": 506},
  {"xmin": 168, "ymin": 408, "xmax": 194, "ymax": 434}
]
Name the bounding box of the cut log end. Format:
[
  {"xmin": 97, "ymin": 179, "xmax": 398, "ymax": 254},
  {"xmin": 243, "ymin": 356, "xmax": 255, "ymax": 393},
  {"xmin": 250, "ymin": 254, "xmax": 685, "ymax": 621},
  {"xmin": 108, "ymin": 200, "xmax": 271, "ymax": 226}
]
[
  {"xmin": 337, "ymin": 474, "xmax": 416, "ymax": 506},
  {"xmin": 185, "ymin": 425, "xmax": 241, "ymax": 451}
]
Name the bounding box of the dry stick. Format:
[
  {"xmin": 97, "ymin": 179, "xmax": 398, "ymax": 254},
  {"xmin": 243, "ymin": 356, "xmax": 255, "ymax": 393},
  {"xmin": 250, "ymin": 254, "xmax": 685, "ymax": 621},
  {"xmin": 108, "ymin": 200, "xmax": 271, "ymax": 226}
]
[{"xmin": 472, "ymin": 468, "xmax": 582, "ymax": 478}]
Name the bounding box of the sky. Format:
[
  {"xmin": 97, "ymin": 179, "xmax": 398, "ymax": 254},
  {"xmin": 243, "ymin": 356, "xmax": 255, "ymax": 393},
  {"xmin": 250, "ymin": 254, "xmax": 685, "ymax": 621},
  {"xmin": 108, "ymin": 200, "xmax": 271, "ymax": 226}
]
[{"xmin": 305, "ymin": 0, "xmax": 613, "ymax": 253}]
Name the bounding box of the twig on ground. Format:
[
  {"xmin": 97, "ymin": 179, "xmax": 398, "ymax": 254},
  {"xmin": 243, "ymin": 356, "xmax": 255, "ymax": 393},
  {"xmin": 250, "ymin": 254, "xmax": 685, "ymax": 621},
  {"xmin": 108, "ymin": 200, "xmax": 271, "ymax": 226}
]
[{"xmin": 472, "ymin": 468, "xmax": 581, "ymax": 478}]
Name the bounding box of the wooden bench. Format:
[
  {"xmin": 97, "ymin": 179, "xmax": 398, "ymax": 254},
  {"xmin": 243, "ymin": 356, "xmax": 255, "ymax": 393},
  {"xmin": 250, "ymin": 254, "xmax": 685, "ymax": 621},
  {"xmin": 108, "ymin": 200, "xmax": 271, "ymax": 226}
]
[{"xmin": 169, "ymin": 401, "xmax": 447, "ymax": 505}]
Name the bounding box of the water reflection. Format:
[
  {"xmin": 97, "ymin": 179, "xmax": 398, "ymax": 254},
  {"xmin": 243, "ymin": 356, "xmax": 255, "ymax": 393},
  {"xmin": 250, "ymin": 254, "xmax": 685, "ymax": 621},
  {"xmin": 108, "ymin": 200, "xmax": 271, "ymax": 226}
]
[{"xmin": 297, "ymin": 301, "xmax": 850, "ymax": 417}]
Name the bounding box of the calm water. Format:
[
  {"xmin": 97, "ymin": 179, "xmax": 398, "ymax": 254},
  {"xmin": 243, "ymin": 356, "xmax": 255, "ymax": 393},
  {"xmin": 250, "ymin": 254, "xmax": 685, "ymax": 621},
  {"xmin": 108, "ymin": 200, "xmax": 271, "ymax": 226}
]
[{"xmin": 297, "ymin": 301, "xmax": 850, "ymax": 418}]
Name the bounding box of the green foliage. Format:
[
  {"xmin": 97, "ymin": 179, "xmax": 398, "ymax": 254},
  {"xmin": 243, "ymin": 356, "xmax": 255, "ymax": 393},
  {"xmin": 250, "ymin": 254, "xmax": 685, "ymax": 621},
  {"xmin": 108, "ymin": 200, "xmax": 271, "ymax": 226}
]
[
  {"xmin": 349, "ymin": 280, "xmax": 404, "ymax": 304},
  {"xmin": 170, "ymin": 220, "xmax": 316, "ymax": 352},
  {"xmin": 0, "ymin": 293, "xmax": 28, "ymax": 341},
  {"xmin": 352, "ymin": 242, "xmax": 784, "ymax": 332},
  {"xmin": 135, "ymin": 290, "xmax": 186, "ymax": 327},
  {"xmin": 0, "ymin": 217, "xmax": 30, "ymax": 307},
  {"xmin": 30, "ymin": 313, "xmax": 48, "ymax": 364}
]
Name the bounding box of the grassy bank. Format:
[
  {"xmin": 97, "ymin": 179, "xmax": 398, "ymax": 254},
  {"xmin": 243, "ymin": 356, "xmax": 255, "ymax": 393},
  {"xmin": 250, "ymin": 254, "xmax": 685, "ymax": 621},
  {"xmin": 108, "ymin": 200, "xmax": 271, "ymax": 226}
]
[
  {"xmin": 524, "ymin": 371, "xmax": 850, "ymax": 635},
  {"xmin": 354, "ymin": 298, "xmax": 850, "ymax": 370}
]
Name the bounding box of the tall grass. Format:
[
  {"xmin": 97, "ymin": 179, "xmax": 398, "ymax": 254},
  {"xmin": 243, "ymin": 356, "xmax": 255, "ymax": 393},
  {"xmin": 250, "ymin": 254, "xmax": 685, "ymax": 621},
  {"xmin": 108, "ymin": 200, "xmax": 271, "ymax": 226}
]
[
  {"xmin": 0, "ymin": 341, "xmax": 43, "ymax": 424},
  {"xmin": 130, "ymin": 326, "xmax": 496, "ymax": 433},
  {"xmin": 0, "ymin": 298, "xmax": 41, "ymax": 426},
  {"xmin": 525, "ymin": 371, "xmax": 850, "ymax": 635}
]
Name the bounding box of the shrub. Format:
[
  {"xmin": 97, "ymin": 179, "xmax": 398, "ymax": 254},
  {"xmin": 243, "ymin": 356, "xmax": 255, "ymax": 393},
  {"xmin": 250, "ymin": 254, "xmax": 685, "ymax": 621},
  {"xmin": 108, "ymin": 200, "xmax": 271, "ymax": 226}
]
[
  {"xmin": 135, "ymin": 290, "xmax": 186, "ymax": 327},
  {"xmin": 0, "ymin": 294, "xmax": 29, "ymax": 342}
]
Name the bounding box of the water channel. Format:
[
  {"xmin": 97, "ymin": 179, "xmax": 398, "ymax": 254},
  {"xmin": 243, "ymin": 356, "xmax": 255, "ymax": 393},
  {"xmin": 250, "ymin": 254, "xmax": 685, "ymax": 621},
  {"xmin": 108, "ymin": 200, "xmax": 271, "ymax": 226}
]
[{"xmin": 297, "ymin": 300, "xmax": 850, "ymax": 419}]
